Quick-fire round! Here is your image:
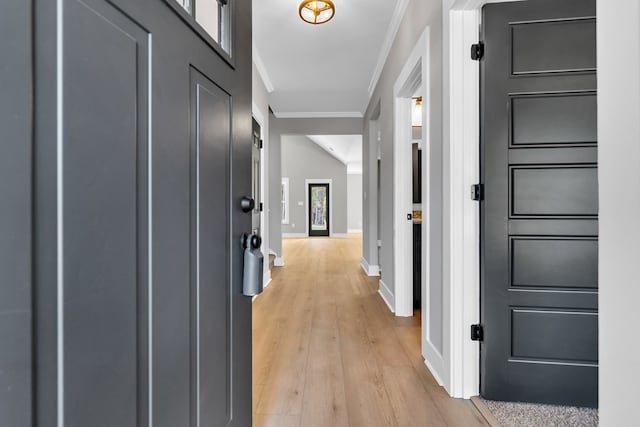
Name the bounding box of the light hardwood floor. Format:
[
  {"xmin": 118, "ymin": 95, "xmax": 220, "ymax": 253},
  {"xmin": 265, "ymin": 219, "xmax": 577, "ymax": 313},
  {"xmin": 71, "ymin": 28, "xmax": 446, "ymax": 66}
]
[{"xmin": 252, "ymin": 235, "xmax": 489, "ymax": 427}]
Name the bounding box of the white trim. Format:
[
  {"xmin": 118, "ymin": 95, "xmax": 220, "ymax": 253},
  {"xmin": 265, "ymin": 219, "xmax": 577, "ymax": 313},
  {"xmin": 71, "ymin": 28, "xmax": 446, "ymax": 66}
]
[
  {"xmin": 424, "ymin": 358, "xmax": 444, "ymax": 387},
  {"xmin": 252, "ymin": 42, "xmax": 274, "ymax": 93},
  {"xmin": 305, "ymin": 179, "xmax": 333, "ymax": 237},
  {"xmin": 446, "ymin": 7, "xmax": 481, "ymax": 400},
  {"xmin": 252, "ymin": 101, "xmax": 271, "ymax": 303},
  {"xmin": 367, "ymin": 0, "xmax": 411, "ymax": 101},
  {"xmin": 393, "ymin": 29, "xmax": 430, "ymax": 319},
  {"xmin": 252, "ymin": 101, "xmax": 265, "ymax": 129},
  {"xmin": 360, "ymin": 257, "xmax": 380, "ymax": 276},
  {"xmin": 263, "ymin": 271, "xmax": 272, "ymax": 289},
  {"xmin": 282, "ymin": 233, "xmax": 307, "ymax": 238},
  {"xmin": 378, "ymin": 280, "xmax": 394, "ymax": 313},
  {"xmin": 274, "ymin": 111, "xmax": 364, "ymax": 119},
  {"xmin": 269, "ymin": 248, "xmax": 277, "ymax": 256},
  {"xmin": 332, "ymin": 233, "xmax": 348, "ymax": 238},
  {"xmin": 348, "ymin": 229, "xmax": 363, "ymax": 233},
  {"xmin": 443, "ymin": 0, "xmax": 518, "ymax": 400},
  {"xmin": 273, "ymin": 257, "xmax": 285, "ymax": 267}
]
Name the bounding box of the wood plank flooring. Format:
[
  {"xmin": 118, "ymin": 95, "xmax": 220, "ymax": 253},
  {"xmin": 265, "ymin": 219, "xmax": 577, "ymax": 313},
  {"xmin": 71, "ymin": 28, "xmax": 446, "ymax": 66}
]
[{"xmin": 252, "ymin": 235, "xmax": 488, "ymax": 427}]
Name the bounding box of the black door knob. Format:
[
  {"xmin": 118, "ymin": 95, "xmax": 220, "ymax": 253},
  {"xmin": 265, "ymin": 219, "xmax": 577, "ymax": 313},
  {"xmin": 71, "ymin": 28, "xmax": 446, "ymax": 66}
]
[{"xmin": 240, "ymin": 196, "xmax": 255, "ymax": 213}]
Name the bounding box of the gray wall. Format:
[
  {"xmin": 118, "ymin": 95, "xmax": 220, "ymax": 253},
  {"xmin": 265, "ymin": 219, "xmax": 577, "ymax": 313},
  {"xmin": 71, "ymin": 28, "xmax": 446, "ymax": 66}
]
[
  {"xmin": 281, "ymin": 135, "xmax": 348, "ymax": 236},
  {"xmin": 269, "ymin": 117, "xmax": 362, "ymax": 258},
  {"xmin": 347, "ymin": 174, "xmax": 363, "ymax": 232},
  {"xmin": 362, "ymin": 0, "xmax": 443, "ymax": 348},
  {"xmin": 597, "ymin": 0, "xmax": 640, "ymax": 423}
]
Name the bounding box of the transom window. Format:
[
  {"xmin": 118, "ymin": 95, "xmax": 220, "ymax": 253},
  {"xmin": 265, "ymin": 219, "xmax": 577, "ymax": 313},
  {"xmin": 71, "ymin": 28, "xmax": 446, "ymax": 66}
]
[{"xmin": 175, "ymin": 0, "xmax": 231, "ymax": 54}]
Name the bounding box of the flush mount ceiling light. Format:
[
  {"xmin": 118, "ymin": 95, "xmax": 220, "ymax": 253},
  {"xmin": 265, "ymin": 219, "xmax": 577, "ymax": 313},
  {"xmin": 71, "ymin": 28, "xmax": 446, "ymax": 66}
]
[{"xmin": 299, "ymin": 0, "xmax": 336, "ymax": 25}]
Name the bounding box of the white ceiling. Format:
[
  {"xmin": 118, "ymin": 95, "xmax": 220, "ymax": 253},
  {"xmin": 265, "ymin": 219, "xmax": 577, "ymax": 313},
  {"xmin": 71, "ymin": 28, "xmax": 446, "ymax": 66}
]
[
  {"xmin": 253, "ymin": 0, "xmax": 403, "ymax": 116},
  {"xmin": 306, "ymin": 135, "xmax": 362, "ymax": 174}
]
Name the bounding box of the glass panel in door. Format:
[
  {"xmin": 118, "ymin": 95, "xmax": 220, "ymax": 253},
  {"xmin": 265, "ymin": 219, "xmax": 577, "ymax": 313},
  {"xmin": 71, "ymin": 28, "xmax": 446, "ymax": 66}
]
[{"xmin": 309, "ymin": 184, "xmax": 330, "ymax": 237}]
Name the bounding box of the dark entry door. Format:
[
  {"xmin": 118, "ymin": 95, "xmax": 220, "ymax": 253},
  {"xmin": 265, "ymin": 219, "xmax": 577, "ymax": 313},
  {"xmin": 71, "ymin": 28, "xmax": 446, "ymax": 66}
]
[
  {"xmin": 480, "ymin": 0, "xmax": 598, "ymax": 407},
  {"xmin": 309, "ymin": 184, "xmax": 330, "ymax": 237},
  {"xmin": 24, "ymin": 0, "xmax": 253, "ymax": 426}
]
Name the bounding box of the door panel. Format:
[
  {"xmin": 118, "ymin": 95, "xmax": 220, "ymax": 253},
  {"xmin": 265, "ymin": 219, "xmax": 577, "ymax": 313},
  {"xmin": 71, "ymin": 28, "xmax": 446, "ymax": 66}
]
[
  {"xmin": 190, "ymin": 68, "xmax": 232, "ymax": 426},
  {"xmin": 511, "ymin": 237, "xmax": 598, "ymax": 289},
  {"xmin": 32, "ymin": 0, "xmax": 253, "ymax": 425},
  {"xmin": 511, "ymin": 18, "xmax": 596, "ymax": 75},
  {"xmin": 510, "ymin": 93, "xmax": 597, "ymax": 145},
  {"xmin": 480, "ymin": 0, "xmax": 598, "ymax": 407},
  {"xmin": 63, "ymin": 1, "xmax": 148, "ymax": 424},
  {"xmin": 0, "ymin": 1, "xmax": 32, "ymax": 426}
]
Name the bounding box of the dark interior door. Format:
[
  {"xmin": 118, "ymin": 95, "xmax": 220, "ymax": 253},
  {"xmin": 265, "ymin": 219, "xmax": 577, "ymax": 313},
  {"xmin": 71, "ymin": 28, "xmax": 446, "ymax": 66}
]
[
  {"xmin": 28, "ymin": 0, "xmax": 253, "ymax": 426},
  {"xmin": 480, "ymin": 0, "xmax": 598, "ymax": 407},
  {"xmin": 309, "ymin": 183, "xmax": 330, "ymax": 237}
]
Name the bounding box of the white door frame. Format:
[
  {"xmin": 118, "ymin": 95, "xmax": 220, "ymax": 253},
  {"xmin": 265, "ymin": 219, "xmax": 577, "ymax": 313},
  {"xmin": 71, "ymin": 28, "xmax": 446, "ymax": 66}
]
[
  {"xmin": 393, "ymin": 29, "xmax": 430, "ymax": 320},
  {"xmin": 305, "ymin": 179, "xmax": 333, "ymax": 237},
  {"xmin": 444, "ymin": 0, "xmax": 519, "ymax": 399},
  {"xmin": 251, "ymin": 101, "xmax": 271, "ymax": 286}
]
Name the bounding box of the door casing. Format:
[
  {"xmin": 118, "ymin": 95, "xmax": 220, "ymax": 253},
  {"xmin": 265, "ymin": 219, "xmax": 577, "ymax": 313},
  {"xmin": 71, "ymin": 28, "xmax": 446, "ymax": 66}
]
[{"xmin": 440, "ymin": 0, "xmax": 525, "ymax": 399}]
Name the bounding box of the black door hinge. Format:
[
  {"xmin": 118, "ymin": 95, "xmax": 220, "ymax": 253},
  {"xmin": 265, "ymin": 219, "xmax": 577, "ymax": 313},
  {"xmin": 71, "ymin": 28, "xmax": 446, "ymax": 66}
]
[
  {"xmin": 259, "ymin": 139, "xmax": 264, "ymax": 149},
  {"xmin": 471, "ymin": 42, "xmax": 484, "ymax": 61},
  {"xmin": 259, "ymin": 202, "xmax": 264, "ymax": 212},
  {"xmin": 471, "ymin": 324, "xmax": 484, "ymax": 342},
  {"xmin": 471, "ymin": 184, "xmax": 484, "ymax": 201}
]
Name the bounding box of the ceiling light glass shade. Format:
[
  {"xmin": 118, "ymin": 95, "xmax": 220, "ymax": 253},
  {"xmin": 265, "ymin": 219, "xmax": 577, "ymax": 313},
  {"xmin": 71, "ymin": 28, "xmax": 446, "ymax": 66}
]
[
  {"xmin": 412, "ymin": 97, "xmax": 423, "ymax": 127},
  {"xmin": 299, "ymin": 0, "xmax": 336, "ymax": 25}
]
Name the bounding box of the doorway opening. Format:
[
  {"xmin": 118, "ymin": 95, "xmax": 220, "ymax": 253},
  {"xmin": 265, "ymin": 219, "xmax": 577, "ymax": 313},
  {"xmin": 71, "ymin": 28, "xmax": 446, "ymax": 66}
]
[
  {"xmin": 308, "ymin": 182, "xmax": 330, "ymax": 237},
  {"xmin": 392, "ymin": 29, "xmax": 429, "ymax": 317}
]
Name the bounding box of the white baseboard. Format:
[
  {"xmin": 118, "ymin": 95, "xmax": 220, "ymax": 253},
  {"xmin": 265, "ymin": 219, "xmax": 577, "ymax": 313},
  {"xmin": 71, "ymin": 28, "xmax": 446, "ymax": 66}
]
[
  {"xmin": 378, "ymin": 279, "xmax": 394, "ymax": 313},
  {"xmin": 423, "ymin": 338, "xmax": 446, "ymax": 389},
  {"xmin": 424, "ymin": 357, "xmax": 444, "ymax": 387},
  {"xmin": 332, "ymin": 233, "xmax": 348, "ymax": 238},
  {"xmin": 274, "ymin": 257, "xmax": 285, "ymax": 267},
  {"xmin": 360, "ymin": 258, "xmax": 380, "ymax": 276},
  {"xmin": 282, "ymin": 233, "xmax": 307, "ymax": 238},
  {"xmin": 348, "ymin": 229, "xmax": 363, "ymax": 233},
  {"xmin": 269, "ymin": 248, "xmax": 277, "ymax": 256},
  {"xmin": 263, "ymin": 271, "xmax": 272, "ymax": 289}
]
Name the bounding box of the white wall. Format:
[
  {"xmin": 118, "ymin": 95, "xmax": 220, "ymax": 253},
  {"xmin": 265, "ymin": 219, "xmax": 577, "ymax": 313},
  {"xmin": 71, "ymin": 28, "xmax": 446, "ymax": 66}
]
[
  {"xmin": 597, "ymin": 0, "xmax": 640, "ymax": 423},
  {"xmin": 347, "ymin": 174, "xmax": 363, "ymax": 232}
]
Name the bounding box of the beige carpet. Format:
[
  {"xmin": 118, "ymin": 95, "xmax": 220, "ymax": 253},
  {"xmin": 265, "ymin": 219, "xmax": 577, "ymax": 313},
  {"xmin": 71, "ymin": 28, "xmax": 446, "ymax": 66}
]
[{"xmin": 477, "ymin": 398, "xmax": 598, "ymax": 427}]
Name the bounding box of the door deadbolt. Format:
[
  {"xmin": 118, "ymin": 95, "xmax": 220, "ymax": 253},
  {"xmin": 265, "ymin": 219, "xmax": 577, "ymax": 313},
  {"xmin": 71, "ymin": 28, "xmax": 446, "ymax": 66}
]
[{"xmin": 240, "ymin": 196, "xmax": 255, "ymax": 213}]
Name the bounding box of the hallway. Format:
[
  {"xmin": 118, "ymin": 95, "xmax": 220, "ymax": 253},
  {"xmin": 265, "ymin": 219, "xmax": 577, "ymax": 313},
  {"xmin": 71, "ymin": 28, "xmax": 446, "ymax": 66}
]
[{"xmin": 252, "ymin": 235, "xmax": 488, "ymax": 427}]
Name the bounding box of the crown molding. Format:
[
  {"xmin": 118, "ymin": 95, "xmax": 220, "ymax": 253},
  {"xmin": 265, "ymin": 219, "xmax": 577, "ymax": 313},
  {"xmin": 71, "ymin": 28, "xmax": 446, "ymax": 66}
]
[
  {"xmin": 274, "ymin": 111, "xmax": 364, "ymax": 119},
  {"xmin": 366, "ymin": 0, "xmax": 410, "ymax": 102},
  {"xmin": 252, "ymin": 42, "xmax": 274, "ymax": 93}
]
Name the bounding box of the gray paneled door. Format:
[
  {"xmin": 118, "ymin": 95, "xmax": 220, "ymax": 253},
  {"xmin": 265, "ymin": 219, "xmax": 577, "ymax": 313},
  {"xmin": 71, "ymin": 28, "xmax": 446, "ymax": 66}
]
[
  {"xmin": 480, "ymin": 0, "xmax": 598, "ymax": 407},
  {"xmin": 21, "ymin": 0, "xmax": 253, "ymax": 426}
]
